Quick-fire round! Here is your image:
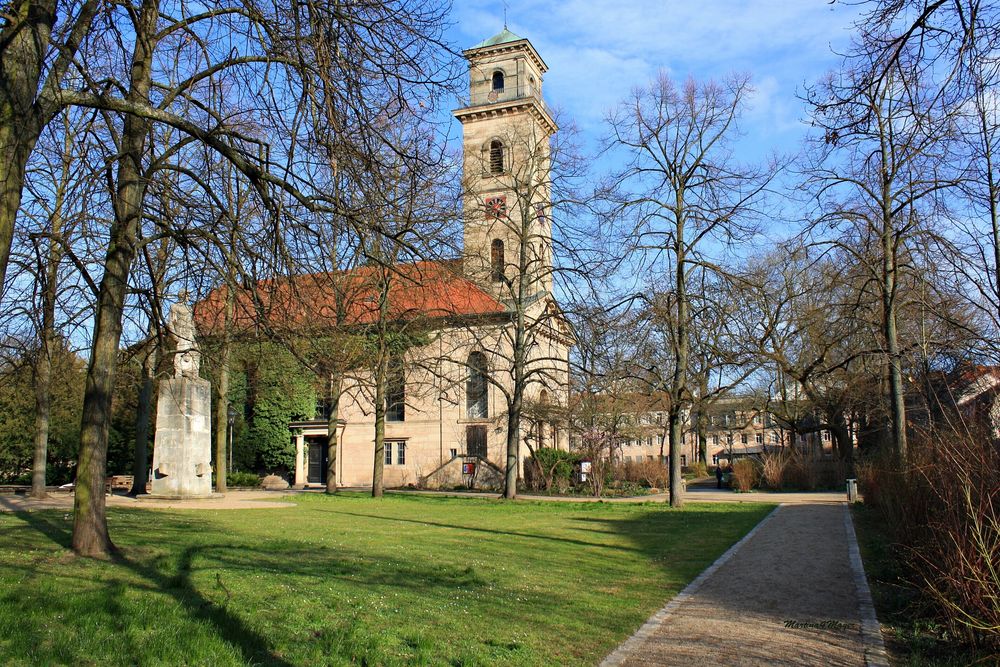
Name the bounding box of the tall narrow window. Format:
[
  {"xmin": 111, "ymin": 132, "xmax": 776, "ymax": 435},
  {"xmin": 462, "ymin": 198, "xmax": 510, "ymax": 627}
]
[
  {"xmin": 537, "ymin": 389, "xmax": 550, "ymax": 448},
  {"xmin": 466, "ymin": 351, "xmax": 488, "ymax": 419},
  {"xmin": 489, "ymin": 140, "xmax": 504, "ymax": 174},
  {"xmin": 396, "ymin": 442, "xmax": 406, "ymax": 465},
  {"xmin": 490, "ymin": 239, "xmax": 504, "ymax": 282},
  {"xmin": 386, "ymin": 357, "xmax": 405, "ymax": 422},
  {"xmin": 384, "ymin": 442, "xmax": 393, "ymax": 465},
  {"xmin": 467, "ymin": 425, "xmax": 487, "ymax": 458},
  {"xmin": 492, "ymin": 71, "xmax": 504, "ymax": 91}
]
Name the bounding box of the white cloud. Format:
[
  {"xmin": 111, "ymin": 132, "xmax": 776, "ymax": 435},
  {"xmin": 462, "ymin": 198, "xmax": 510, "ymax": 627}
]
[{"xmin": 448, "ymin": 1, "xmax": 864, "ymax": 157}]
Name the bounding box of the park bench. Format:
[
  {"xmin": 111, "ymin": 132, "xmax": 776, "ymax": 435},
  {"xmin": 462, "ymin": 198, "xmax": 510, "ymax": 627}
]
[{"xmin": 105, "ymin": 475, "xmax": 134, "ymax": 494}]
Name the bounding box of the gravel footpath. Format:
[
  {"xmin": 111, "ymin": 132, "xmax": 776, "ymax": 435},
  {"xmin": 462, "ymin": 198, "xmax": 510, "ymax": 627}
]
[
  {"xmin": 601, "ymin": 503, "xmax": 888, "ymax": 667},
  {"xmin": 0, "ymin": 489, "xmax": 296, "ymax": 512}
]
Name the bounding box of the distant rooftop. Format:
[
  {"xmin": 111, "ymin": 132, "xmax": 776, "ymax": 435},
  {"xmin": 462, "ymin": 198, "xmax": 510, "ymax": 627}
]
[{"xmin": 470, "ymin": 28, "xmax": 524, "ymax": 50}]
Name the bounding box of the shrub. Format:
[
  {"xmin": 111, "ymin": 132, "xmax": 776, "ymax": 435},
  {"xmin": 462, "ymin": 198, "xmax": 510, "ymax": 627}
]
[
  {"xmin": 615, "ymin": 459, "xmax": 669, "ymax": 488},
  {"xmin": 227, "ymin": 471, "xmax": 262, "ymax": 488},
  {"xmin": 783, "ymin": 456, "xmax": 818, "ymax": 491},
  {"xmin": 861, "ymin": 426, "xmax": 1000, "ymax": 651},
  {"xmin": 682, "ymin": 461, "xmax": 708, "ymax": 478},
  {"xmin": 731, "ymin": 458, "xmax": 760, "ymax": 492},
  {"xmin": 760, "ymin": 451, "xmax": 788, "ymax": 489},
  {"xmin": 527, "ymin": 448, "xmax": 580, "ymax": 491}
]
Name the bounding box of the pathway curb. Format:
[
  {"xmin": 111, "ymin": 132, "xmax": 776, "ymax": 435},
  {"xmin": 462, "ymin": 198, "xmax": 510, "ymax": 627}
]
[
  {"xmin": 599, "ymin": 503, "xmax": 785, "ymax": 667},
  {"xmin": 844, "ymin": 505, "xmax": 891, "ymax": 667}
]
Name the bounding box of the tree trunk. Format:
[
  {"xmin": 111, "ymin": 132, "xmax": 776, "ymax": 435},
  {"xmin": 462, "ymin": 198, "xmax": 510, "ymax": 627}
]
[
  {"xmin": 0, "ymin": 0, "xmax": 50, "ymax": 288},
  {"xmin": 669, "ymin": 203, "xmax": 688, "ymax": 508},
  {"xmin": 505, "ymin": 308, "xmax": 527, "ymax": 500},
  {"xmin": 326, "ymin": 372, "xmax": 342, "ymax": 494},
  {"xmin": 504, "ymin": 394, "xmax": 521, "ymax": 499},
  {"xmin": 980, "ymin": 97, "xmax": 1000, "ymax": 346},
  {"xmin": 213, "ymin": 354, "xmax": 229, "ymax": 493},
  {"xmin": 29, "ymin": 333, "xmax": 52, "ymax": 499},
  {"xmin": 0, "ymin": 0, "xmax": 98, "ymax": 288},
  {"xmin": 212, "ymin": 286, "xmax": 234, "ymax": 494},
  {"xmin": 128, "ymin": 351, "xmax": 155, "ymax": 496},
  {"xmin": 668, "ymin": 407, "xmax": 684, "ymax": 507},
  {"xmin": 698, "ymin": 421, "xmax": 708, "ymax": 465},
  {"xmin": 372, "ymin": 352, "xmax": 387, "ymax": 498},
  {"xmin": 882, "ymin": 208, "xmax": 908, "ymax": 461},
  {"xmin": 831, "ymin": 411, "xmax": 853, "ymax": 476},
  {"xmin": 72, "ymin": 0, "xmax": 158, "ymax": 558}
]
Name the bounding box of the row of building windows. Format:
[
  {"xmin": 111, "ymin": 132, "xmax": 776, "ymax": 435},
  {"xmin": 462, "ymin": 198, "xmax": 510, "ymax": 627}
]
[
  {"xmin": 615, "ymin": 430, "xmax": 832, "ymax": 448},
  {"xmin": 620, "ymin": 454, "xmax": 686, "ymax": 465}
]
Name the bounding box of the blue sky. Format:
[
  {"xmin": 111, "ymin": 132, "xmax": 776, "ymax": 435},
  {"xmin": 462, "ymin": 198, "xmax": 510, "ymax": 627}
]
[{"xmin": 447, "ymin": 1, "xmax": 865, "ymax": 162}]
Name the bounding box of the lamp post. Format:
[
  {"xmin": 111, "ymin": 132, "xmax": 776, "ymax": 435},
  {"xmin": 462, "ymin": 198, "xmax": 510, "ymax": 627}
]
[{"xmin": 227, "ymin": 404, "xmax": 237, "ymax": 473}]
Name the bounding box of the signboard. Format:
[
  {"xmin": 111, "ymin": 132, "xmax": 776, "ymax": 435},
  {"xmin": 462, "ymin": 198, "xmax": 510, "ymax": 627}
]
[{"xmin": 462, "ymin": 461, "xmax": 476, "ymax": 475}]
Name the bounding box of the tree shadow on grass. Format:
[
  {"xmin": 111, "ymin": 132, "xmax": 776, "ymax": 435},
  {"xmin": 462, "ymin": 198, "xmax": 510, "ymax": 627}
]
[
  {"xmin": 7, "ymin": 510, "xmax": 295, "ymax": 667},
  {"xmin": 323, "ymin": 508, "xmax": 649, "ymax": 553},
  {"xmin": 3, "ymin": 508, "xmax": 517, "ymax": 666}
]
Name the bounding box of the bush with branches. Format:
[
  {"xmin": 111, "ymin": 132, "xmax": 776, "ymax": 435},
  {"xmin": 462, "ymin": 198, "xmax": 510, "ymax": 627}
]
[
  {"xmin": 859, "ymin": 426, "xmax": 999, "ymax": 650},
  {"xmin": 731, "ymin": 458, "xmax": 760, "ymax": 492}
]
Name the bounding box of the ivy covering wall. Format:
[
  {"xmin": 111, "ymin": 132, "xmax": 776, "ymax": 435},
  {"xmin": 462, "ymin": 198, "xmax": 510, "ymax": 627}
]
[{"xmin": 223, "ymin": 342, "xmax": 316, "ymax": 474}]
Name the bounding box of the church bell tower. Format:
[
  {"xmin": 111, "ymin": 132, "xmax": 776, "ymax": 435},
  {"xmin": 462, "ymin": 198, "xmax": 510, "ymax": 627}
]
[{"xmin": 453, "ymin": 29, "xmax": 558, "ymax": 298}]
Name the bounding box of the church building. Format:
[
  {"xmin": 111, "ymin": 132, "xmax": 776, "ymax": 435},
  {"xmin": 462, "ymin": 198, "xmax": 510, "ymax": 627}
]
[{"xmin": 202, "ymin": 29, "xmax": 573, "ymax": 489}]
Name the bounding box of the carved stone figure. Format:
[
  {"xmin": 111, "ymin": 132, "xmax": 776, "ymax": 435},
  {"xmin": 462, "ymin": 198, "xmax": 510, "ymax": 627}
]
[{"xmin": 169, "ymin": 294, "xmax": 201, "ymax": 379}]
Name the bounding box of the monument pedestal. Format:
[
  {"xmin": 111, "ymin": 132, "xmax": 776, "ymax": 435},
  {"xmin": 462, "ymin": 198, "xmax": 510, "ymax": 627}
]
[
  {"xmin": 150, "ymin": 376, "xmax": 214, "ymax": 498},
  {"xmin": 139, "ymin": 492, "xmax": 224, "ymax": 501}
]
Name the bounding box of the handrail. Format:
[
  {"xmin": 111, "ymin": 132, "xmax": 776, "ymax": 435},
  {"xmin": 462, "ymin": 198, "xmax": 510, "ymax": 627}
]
[{"xmin": 462, "ymin": 85, "xmax": 554, "ymax": 118}]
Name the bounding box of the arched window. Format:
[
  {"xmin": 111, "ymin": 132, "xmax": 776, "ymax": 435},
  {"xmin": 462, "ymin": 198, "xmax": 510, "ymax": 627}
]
[
  {"xmin": 386, "ymin": 357, "xmax": 405, "ymax": 422},
  {"xmin": 538, "ymin": 389, "xmax": 550, "ymax": 448},
  {"xmin": 492, "ymin": 71, "xmax": 504, "ymax": 92},
  {"xmin": 490, "ymin": 239, "xmax": 504, "ymax": 283},
  {"xmin": 467, "ymin": 351, "xmax": 488, "ymax": 419},
  {"xmin": 489, "ymin": 140, "xmax": 504, "ymax": 174}
]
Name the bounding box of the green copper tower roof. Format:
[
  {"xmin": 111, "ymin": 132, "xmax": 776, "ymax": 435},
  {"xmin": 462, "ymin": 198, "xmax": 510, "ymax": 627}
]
[{"xmin": 470, "ymin": 28, "xmax": 524, "ymax": 50}]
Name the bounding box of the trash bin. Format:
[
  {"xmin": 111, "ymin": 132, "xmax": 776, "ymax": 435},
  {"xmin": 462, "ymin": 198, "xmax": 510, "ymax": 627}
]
[{"xmin": 846, "ymin": 478, "xmax": 858, "ymax": 503}]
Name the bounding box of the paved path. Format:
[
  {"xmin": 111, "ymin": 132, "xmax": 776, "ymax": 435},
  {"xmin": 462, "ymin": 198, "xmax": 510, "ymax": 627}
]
[
  {"xmin": 601, "ymin": 503, "xmax": 888, "ymax": 667},
  {"xmin": 0, "ymin": 489, "xmax": 296, "ymax": 512},
  {"xmin": 386, "ymin": 487, "xmax": 849, "ymax": 505}
]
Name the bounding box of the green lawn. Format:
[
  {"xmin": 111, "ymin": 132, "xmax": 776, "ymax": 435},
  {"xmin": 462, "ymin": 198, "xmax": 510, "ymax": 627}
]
[{"xmin": 0, "ymin": 493, "xmax": 772, "ymax": 666}]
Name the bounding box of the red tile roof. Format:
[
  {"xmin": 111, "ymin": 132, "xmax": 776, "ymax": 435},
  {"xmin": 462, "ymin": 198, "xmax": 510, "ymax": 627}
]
[{"xmin": 195, "ymin": 260, "xmax": 506, "ymax": 335}]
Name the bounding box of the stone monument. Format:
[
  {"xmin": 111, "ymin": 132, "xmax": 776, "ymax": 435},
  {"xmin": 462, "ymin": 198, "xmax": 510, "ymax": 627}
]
[{"xmin": 149, "ymin": 295, "xmax": 215, "ymax": 498}]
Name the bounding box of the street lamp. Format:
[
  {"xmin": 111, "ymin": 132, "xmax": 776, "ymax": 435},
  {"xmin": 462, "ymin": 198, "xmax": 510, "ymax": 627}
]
[{"xmin": 227, "ymin": 404, "xmax": 238, "ymax": 473}]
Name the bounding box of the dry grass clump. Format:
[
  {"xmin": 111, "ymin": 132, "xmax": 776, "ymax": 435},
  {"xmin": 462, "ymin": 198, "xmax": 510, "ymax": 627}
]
[
  {"xmin": 618, "ymin": 459, "xmax": 669, "ymax": 488},
  {"xmin": 731, "ymin": 458, "xmax": 759, "ymax": 492}
]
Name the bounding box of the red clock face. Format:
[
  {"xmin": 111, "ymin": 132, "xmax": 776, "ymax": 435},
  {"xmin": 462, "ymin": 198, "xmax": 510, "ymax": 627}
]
[{"xmin": 486, "ymin": 196, "xmax": 506, "ymax": 218}]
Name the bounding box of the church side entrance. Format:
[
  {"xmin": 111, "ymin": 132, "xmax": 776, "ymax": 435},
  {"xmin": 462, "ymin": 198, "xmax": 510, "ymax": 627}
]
[{"xmin": 307, "ymin": 436, "xmax": 328, "ymax": 484}]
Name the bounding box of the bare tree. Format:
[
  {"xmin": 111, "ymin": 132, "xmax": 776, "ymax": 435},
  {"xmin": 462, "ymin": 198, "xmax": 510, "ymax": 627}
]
[
  {"xmin": 803, "ymin": 39, "xmax": 957, "ymax": 461},
  {"xmin": 603, "ymin": 73, "xmax": 776, "ymax": 507},
  {"xmin": 17, "ymin": 109, "xmax": 100, "ymax": 498}
]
